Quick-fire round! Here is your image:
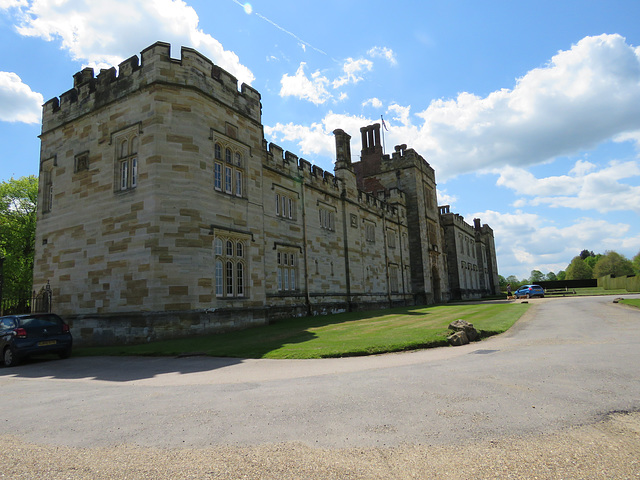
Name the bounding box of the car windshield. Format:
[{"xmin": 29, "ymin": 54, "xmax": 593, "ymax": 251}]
[{"xmin": 18, "ymin": 315, "xmax": 63, "ymax": 328}]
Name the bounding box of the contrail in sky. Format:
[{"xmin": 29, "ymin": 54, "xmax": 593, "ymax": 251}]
[{"xmin": 231, "ymin": 0, "xmax": 328, "ymax": 56}]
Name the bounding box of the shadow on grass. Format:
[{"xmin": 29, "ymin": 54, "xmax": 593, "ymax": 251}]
[
  {"xmin": 73, "ymin": 305, "xmax": 441, "ymax": 361},
  {"xmin": 70, "ymin": 301, "xmax": 525, "ymax": 362}
]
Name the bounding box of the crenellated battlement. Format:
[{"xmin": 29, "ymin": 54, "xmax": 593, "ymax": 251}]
[
  {"xmin": 387, "ymin": 144, "xmax": 435, "ymax": 178},
  {"xmin": 264, "ymin": 140, "xmax": 403, "ymax": 215},
  {"xmin": 265, "ymin": 142, "xmax": 341, "ymax": 192},
  {"xmin": 474, "ymin": 218, "xmax": 494, "ymax": 236},
  {"xmin": 439, "ymin": 206, "xmax": 475, "ymax": 234},
  {"xmin": 42, "ymin": 41, "xmax": 262, "ymax": 134}
]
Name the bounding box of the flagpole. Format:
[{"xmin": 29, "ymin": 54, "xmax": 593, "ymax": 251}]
[{"xmin": 381, "ymin": 115, "xmax": 386, "ymax": 155}]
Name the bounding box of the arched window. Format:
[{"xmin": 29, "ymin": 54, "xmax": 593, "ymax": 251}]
[
  {"xmin": 213, "ymin": 144, "xmax": 244, "ymax": 197},
  {"xmin": 236, "ymin": 263, "xmax": 245, "ymax": 296},
  {"xmin": 215, "ymin": 260, "xmax": 223, "ymax": 297},
  {"xmin": 277, "ymin": 249, "xmax": 298, "ymax": 292},
  {"xmin": 226, "ymin": 261, "xmax": 234, "ymax": 296},
  {"xmin": 120, "ymin": 140, "xmax": 128, "ymax": 158},
  {"xmin": 116, "ymin": 132, "xmax": 139, "ymax": 191},
  {"xmin": 214, "ymin": 236, "xmax": 249, "ymax": 298}
]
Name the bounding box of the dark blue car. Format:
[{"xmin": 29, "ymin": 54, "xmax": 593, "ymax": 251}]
[
  {"xmin": 514, "ymin": 284, "xmax": 545, "ymax": 299},
  {"xmin": 1, "ymin": 313, "xmax": 73, "ymax": 367}
]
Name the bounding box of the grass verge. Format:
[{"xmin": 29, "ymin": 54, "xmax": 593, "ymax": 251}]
[
  {"xmin": 74, "ymin": 302, "xmax": 529, "ymax": 360},
  {"xmin": 620, "ymin": 299, "xmax": 640, "ymax": 309}
]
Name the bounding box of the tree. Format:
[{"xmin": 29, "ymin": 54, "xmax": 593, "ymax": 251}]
[
  {"xmin": 545, "ymin": 271, "xmax": 558, "ymax": 281},
  {"xmin": 529, "ymin": 270, "xmax": 544, "ymax": 283},
  {"xmin": 584, "ymin": 254, "xmax": 602, "ymax": 270},
  {"xmin": 505, "ymin": 275, "xmax": 519, "ymax": 286},
  {"xmin": 593, "ymin": 251, "xmax": 634, "ymax": 279},
  {"xmin": 632, "ymin": 251, "xmax": 640, "ymax": 276},
  {"xmin": 565, "ymin": 256, "xmax": 593, "ymax": 280},
  {"xmin": 579, "ymin": 249, "xmax": 595, "ymax": 260},
  {"xmin": 0, "ymin": 176, "xmax": 38, "ymax": 299},
  {"xmin": 556, "ymin": 270, "xmax": 566, "ymax": 281}
]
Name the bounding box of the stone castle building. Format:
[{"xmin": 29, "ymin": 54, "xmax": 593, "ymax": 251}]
[{"xmin": 34, "ymin": 42, "xmax": 500, "ymax": 345}]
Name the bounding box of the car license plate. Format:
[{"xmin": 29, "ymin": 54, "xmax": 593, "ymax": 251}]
[{"xmin": 38, "ymin": 340, "xmax": 57, "ymax": 346}]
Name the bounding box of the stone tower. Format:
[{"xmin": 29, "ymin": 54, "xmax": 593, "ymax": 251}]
[{"xmin": 353, "ymin": 124, "xmax": 448, "ymax": 304}]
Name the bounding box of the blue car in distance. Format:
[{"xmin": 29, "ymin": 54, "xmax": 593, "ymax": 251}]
[
  {"xmin": 514, "ymin": 284, "xmax": 545, "ymax": 299},
  {"xmin": 1, "ymin": 313, "xmax": 73, "ymax": 367}
]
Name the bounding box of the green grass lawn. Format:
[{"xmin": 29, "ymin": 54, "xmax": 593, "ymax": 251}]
[
  {"xmin": 74, "ymin": 302, "xmax": 529, "ymax": 359},
  {"xmin": 620, "ymin": 299, "xmax": 640, "ymax": 309}
]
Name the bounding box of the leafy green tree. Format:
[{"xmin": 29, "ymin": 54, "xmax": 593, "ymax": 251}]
[
  {"xmin": 565, "ymin": 256, "xmax": 593, "ymax": 280},
  {"xmin": 579, "ymin": 249, "xmax": 595, "ymax": 260},
  {"xmin": 529, "ymin": 270, "xmax": 544, "ymax": 283},
  {"xmin": 0, "ymin": 176, "xmax": 38, "ymax": 299},
  {"xmin": 632, "ymin": 251, "xmax": 640, "ymax": 276},
  {"xmin": 556, "ymin": 270, "xmax": 566, "ymax": 281},
  {"xmin": 545, "ymin": 271, "xmax": 557, "ymax": 281},
  {"xmin": 593, "ymin": 251, "xmax": 634, "ymax": 279},
  {"xmin": 506, "ymin": 275, "xmax": 519, "ymax": 286},
  {"xmin": 584, "ymin": 254, "xmax": 602, "ymax": 270}
]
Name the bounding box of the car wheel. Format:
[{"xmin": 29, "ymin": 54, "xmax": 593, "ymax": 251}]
[
  {"xmin": 525, "ymin": 294, "xmax": 530, "ymax": 299},
  {"xmin": 3, "ymin": 346, "xmax": 18, "ymax": 367}
]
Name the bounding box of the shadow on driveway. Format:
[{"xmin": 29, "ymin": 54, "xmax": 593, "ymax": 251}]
[{"xmin": 0, "ymin": 354, "xmax": 243, "ymax": 382}]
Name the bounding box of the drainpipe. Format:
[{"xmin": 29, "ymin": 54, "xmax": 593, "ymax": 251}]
[
  {"xmin": 341, "ymin": 188, "xmax": 352, "ymax": 311},
  {"xmin": 301, "ymin": 178, "xmax": 312, "ymax": 316}
]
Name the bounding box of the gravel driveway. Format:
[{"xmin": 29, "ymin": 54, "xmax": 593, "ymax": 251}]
[{"xmin": 1, "ymin": 295, "xmax": 639, "ymax": 479}]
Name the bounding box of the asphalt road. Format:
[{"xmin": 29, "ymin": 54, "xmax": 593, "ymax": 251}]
[{"xmin": 1, "ymin": 295, "xmax": 639, "ymax": 451}]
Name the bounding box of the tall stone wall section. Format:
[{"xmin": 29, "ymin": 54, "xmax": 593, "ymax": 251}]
[
  {"xmin": 352, "ymin": 127, "xmax": 448, "ymax": 304},
  {"xmin": 439, "ymin": 207, "xmax": 499, "ymax": 299},
  {"xmin": 262, "ymin": 143, "xmax": 411, "ymax": 318}
]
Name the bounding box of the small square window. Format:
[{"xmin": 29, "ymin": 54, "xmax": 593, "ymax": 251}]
[{"xmin": 74, "ymin": 152, "xmax": 89, "ymax": 173}]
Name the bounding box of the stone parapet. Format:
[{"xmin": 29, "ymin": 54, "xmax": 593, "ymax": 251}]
[
  {"xmin": 42, "ymin": 41, "xmax": 261, "ymax": 133},
  {"xmin": 439, "ymin": 208, "xmax": 476, "ymax": 235}
]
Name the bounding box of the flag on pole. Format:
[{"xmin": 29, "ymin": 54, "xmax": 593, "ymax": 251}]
[{"xmin": 381, "ymin": 116, "xmax": 389, "ymax": 131}]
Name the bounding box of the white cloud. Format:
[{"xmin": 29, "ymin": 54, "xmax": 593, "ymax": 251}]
[
  {"xmin": 614, "ymin": 129, "xmax": 640, "ymax": 149},
  {"xmin": 0, "ymin": 0, "xmax": 26, "ymax": 7},
  {"xmin": 332, "ymin": 58, "xmax": 373, "ymax": 88},
  {"xmin": 265, "ymin": 111, "xmax": 372, "ymax": 159},
  {"xmin": 273, "ymin": 34, "xmax": 640, "ymax": 181},
  {"xmin": 470, "ymin": 209, "xmax": 636, "ymax": 279},
  {"xmin": 281, "ymin": 55, "xmax": 377, "ymax": 104},
  {"xmin": 569, "ymin": 159, "xmax": 596, "ymax": 176},
  {"xmin": 368, "ymin": 46, "xmax": 397, "ymax": 65},
  {"xmin": 496, "ymin": 160, "xmax": 640, "ymax": 213},
  {"xmin": 363, "ymin": 97, "xmax": 383, "ymax": 109},
  {"xmin": 437, "ymin": 189, "xmax": 457, "ymax": 207},
  {"xmin": 279, "ymin": 63, "xmax": 331, "ymax": 105},
  {"xmin": 388, "ymin": 103, "xmax": 412, "ymax": 126},
  {"xmin": 0, "ymin": 71, "xmax": 43, "ymax": 124},
  {"xmin": 415, "ymin": 34, "xmax": 640, "ymax": 178},
  {"xmin": 5, "ymin": 0, "xmax": 255, "ymax": 86}
]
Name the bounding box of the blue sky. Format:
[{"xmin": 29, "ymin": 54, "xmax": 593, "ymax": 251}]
[{"xmin": 1, "ymin": 0, "xmax": 640, "ymax": 280}]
